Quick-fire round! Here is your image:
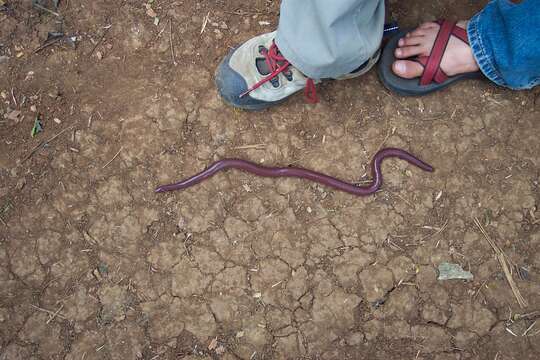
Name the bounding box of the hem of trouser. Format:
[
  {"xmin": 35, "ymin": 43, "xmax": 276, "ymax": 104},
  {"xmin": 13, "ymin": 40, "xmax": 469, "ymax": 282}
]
[
  {"xmin": 467, "ymin": 12, "xmax": 507, "ymax": 88},
  {"xmin": 274, "ymin": 32, "xmax": 371, "ymax": 80}
]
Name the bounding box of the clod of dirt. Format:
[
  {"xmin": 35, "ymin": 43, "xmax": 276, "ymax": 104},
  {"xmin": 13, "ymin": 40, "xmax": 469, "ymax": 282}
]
[
  {"xmin": 10, "ymin": 240, "xmax": 46, "ymax": 285},
  {"xmin": 19, "ymin": 313, "xmax": 64, "ymax": 357},
  {"xmin": 416, "ymin": 265, "xmax": 438, "ymax": 290},
  {"xmin": 64, "ymin": 287, "xmax": 100, "ymax": 323},
  {"xmin": 312, "ymin": 288, "xmax": 361, "ymax": 329},
  {"xmin": 358, "ymin": 265, "xmax": 394, "ymax": 303},
  {"xmin": 140, "ymin": 297, "xmax": 186, "ymax": 341},
  {"xmin": 0, "ymin": 343, "xmax": 33, "ymax": 360},
  {"xmin": 148, "ymin": 240, "xmax": 183, "ymax": 269},
  {"xmin": 384, "ymin": 319, "xmax": 412, "ymax": 339},
  {"xmin": 363, "ymin": 319, "xmax": 383, "ymax": 341},
  {"xmin": 411, "ymin": 325, "xmax": 451, "ymax": 353},
  {"xmin": 379, "ymin": 286, "xmax": 418, "ymax": 319},
  {"xmin": 106, "ymin": 323, "xmax": 147, "ymax": 360},
  {"xmin": 447, "ymin": 301, "xmax": 497, "ymax": 336},
  {"xmin": 171, "ymin": 260, "xmax": 211, "ymax": 297},
  {"xmin": 346, "ymin": 332, "xmax": 364, "ymax": 346},
  {"xmin": 65, "ymin": 330, "xmax": 105, "ymax": 360},
  {"xmin": 237, "ymin": 196, "xmax": 266, "ymax": 222},
  {"xmin": 36, "ymin": 230, "xmax": 62, "ymax": 264},
  {"xmin": 97, "ymin": 285, "xmax": 130, "ymax": 324},
  {"xmin": 333, "ymin": 248, "xmax": 373, "ymax": 288},
  {"xmin": 421, "ymin": 303, "xmax": 449, "ymax": 325},
  {"xmin": 388, "ymin": 255, "xmax": 416, "ymax": 281}
]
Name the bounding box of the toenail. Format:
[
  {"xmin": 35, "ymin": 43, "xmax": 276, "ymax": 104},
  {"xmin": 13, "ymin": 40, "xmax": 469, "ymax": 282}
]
[
  {"xmin": 396, "ymin": 49, "xmax": 402, "ymax": 57},
  {"xmin": 395, "ymin": 61, "xmax": 406, "ymax": 74},
  {"xmin": 398, "ymin": 39, "xmax": 404, "ymax": 46}
]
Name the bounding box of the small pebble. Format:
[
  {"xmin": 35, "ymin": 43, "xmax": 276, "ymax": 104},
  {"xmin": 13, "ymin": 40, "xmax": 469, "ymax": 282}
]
[
  {"xmin": 92, "ymin": 268, "xmax": 103, "ymax": 282},
  {"xmin": 30, "ymin": 105, "xmax": 37, "ymax": 112},
  {"xmin": 53, "ymin": 118, "xmax": 61, "ymax": 124},
  {"xmin": 16, "ymin": 178, "xmax": 26, "ymax": 190}
]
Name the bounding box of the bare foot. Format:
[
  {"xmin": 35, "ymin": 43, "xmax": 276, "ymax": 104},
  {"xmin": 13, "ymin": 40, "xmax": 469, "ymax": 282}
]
[{"xmin": 392, "ymin": 21, "xmax": 479, "ymax": 79}]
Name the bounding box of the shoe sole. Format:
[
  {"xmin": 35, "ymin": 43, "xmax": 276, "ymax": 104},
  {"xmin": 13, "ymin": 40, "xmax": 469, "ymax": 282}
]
[{"xmin": 216, "ymin": 48, "xmax": 382, "ymax": 110}]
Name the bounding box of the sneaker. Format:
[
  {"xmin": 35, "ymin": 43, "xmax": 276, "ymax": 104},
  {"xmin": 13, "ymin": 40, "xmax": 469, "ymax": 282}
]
[{"xmin": 215, "ymin": 31, "xmax": 380, "ymax": 110}]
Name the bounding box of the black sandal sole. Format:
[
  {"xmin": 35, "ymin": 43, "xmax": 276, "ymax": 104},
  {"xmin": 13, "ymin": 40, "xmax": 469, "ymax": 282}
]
[{"xmin": 377, "ymin": 29, "xmax": 483, "ymax": 96}]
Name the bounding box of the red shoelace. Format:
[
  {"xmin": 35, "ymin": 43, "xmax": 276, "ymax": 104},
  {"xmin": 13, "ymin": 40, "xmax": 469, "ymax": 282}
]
[{"xmin": 239, "ymin": 41, "xmax": 318, "ymax": 103}]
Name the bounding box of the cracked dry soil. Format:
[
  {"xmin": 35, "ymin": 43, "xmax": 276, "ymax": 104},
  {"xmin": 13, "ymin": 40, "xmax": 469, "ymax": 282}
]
[{"xmin": 0, "ymin": 1, "xmax": 539, "ymax": 359}]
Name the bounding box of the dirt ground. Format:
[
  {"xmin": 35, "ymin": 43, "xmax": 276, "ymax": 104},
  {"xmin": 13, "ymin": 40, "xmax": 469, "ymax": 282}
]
[{"xmin": 1, "ymin": 0, "xmax": 539, "ymax": 359}]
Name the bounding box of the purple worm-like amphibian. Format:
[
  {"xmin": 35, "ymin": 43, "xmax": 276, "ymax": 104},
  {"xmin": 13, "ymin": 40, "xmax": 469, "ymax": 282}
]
[{"xmin": 155, "ymin": 148, "xmax": 434, "ymax": 196}]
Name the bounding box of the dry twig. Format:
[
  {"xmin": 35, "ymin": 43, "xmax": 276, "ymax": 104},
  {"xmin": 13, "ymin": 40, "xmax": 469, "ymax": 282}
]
[
  {"xmin": 22, "ymin": 125, "xmax": 74, "ymax": 162},
  {"xmin": 11, "ymin": 88, "xmax": 17, "ymax": 107},
  {"xmin": 234, "ymin": 144, "xmax": 266, "ymax": 150},
  {"xmin": 30, "ymin": 304, "xmax": 66, "ymax": 320},
  {"xmin": 200, "ymin": 11, "xmax": 210, "ymax": 34},
  {"xmin": 523, "ymin": 321, "xmax": 537, "ymax": 336},
  {"xmin": 169, "ymin": 19, "xmax": 177, "ymax": 66},
  {"xmin": 46, "ymin": 304, "xmax": 64, "ymax": 324},
  {"xmin": 88, "ymin": 25, "xmax": 111, "ymax": 57},
  {"xmin": 33, "ymin": 3, "xmax": 61, "ymax": 17},
  {"xmin": 473, "ymin": 217, "xmax": 527, "ymax": 308},
  {"xmin": 102, "ymin": 147, "xmax": 123, "ymax": 168},
  {"xmin": 420, "ymin": 219, "xmax": 449, "ymax": 246}
]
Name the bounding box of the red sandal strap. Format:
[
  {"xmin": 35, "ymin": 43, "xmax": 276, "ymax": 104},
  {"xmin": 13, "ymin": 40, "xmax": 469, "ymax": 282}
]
[
  {"xmin": 451, "ymin": 25, "xmax": 469, "ymax": 44},
  {"xmin": 420, "ymin": 20, "xmax": 455, "ymax": 86},
  {"xmin": 415, "ymin": 56, "xmax": 449, "ymax": 85},
  {"xmin": 435, "ymin": 19, "xmax": 469, "ymax": 44}
]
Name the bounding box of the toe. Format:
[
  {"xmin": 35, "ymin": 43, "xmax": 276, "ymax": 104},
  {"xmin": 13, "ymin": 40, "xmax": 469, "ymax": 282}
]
[
  {"xmin": 398, "ymin": 36, "xmax": 424, "ymax": 47},
  {"xmin": 418, "ymin": 21, "xmax": 439, "ymax": 30},
  {"xmin": 392, "ymin": 60, "xmax": 424, "ymax": 79},
  {"xmin": 395, "ymin": 45, "xmax": 424, "ymax": 59},
  {"xmin": 409, "ymin": 28, "xmax": 427, "ymax": 37}
]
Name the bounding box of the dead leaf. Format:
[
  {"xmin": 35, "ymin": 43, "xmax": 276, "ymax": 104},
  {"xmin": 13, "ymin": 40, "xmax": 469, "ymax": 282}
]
[
  {"xmin": 208, "ymin": 337, "xmax": 218, "ymax": 351},
  {"xmin": 146, "ymin": 6, "xmax": 157, "ymax": 18},
  {"xmin": 6, "ymin": 110, "xmax": 21, "ymax": 121}
]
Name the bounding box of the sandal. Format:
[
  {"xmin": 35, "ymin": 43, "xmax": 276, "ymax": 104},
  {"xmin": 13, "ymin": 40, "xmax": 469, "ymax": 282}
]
[{"xmin": 377, "ymin": 20, "xmax": 483, "ymax": 96}]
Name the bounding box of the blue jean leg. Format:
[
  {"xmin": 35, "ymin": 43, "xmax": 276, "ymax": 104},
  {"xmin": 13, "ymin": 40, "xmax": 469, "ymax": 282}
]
[{"xmin": 468, "ymin": 0, "xmax": 540, "ymax": 89}]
